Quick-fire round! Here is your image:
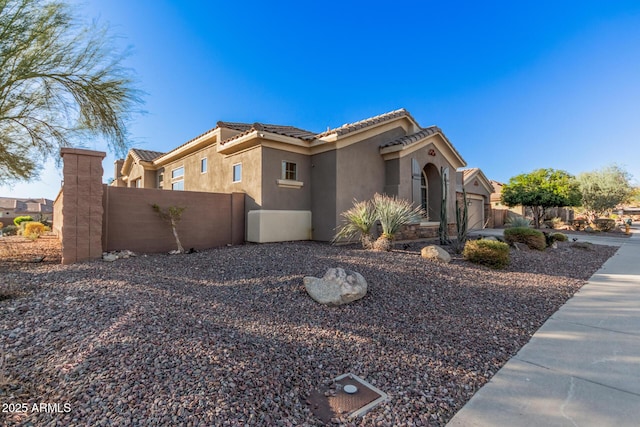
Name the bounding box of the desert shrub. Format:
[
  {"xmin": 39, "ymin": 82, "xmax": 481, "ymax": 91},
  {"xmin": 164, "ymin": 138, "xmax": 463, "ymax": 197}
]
[
  {"xmin": 44, "ymin": 225, "xmax": 51, "ymax": 232},
  {"xmin": 593, "ymin": 218, "xmax": 616, "ymax": 232},
  {"xmin": 2, "ymin": 225, "xmax": 18, "ymax": 236},
  {"xmin": 505, "ymin": 216, "xmax": 531, "ymax": 228},
  {"xmin": 371, "ymin": 193, "xmax": 423, "ymax": 251},
  {"xmin": 550, "ymin": 232, "xmax": 568, "ymax": 242},
  {"xmin": 24, "ymin": 222, "xmax": 45, "ymax": 238},
  {"xmin": 334, "ymin": 199, "xmax": 377, "ymax": 249},
  {"xmin": 13, "ymin": 215, "xmax": 33, "ymax": 227},
  {"xmin": 504, "ymin": 227, "xmax": 546, "ymax": 250},
  {"xmin": 543, "ymin": 217, "xmax": 563, "ymax": 229},
  {"xmin": 463, "ymin": 240, "xmax": 510, "ymax": 269}
]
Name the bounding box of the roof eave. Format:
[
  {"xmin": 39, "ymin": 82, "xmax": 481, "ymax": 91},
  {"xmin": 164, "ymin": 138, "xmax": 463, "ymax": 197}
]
[{"xmin": 154, "ymin": 129, "xmax": 220, "ymax": 166}]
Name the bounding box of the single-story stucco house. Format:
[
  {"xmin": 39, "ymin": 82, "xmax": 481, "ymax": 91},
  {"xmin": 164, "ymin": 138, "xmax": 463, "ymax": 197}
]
[{"xmin": 113, "ymin": 108, "xmax": 492, "ymax": 242}]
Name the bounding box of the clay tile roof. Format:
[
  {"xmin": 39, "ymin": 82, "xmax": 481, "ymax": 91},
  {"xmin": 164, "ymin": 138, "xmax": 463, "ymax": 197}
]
[
  {"xmin": 379, "ymin": 126, "xmax": 441, "ymax": 148},
  {"xmin": 216, "ymin": 121, "xmax": 254, "ymax": 132},
  {"xmin": 316, "ymin": 108, "xmax": 413, "ymax": 138},
  {"xmin": 219, "ymin": 122, "xmax": 317, "ymax": 145},
  {"xmin": 130, "ymin": 148, "xmax": 165, "ymax": 162},
  {"xmin": 462, "ymin": 168, "xmax": 479, "ymax": 179}
]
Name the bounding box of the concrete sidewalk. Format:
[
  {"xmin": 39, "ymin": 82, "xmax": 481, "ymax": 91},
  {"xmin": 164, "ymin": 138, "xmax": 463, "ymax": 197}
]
[{"xmin": 448, "ymin": 227, "xmax": 640, "ymax": 427}]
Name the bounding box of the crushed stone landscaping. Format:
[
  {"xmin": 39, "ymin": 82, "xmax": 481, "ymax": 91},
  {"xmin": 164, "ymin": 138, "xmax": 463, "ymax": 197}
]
[{"xmin": 1, "ymin": 239, "xmax": 618, "ymax": 426}]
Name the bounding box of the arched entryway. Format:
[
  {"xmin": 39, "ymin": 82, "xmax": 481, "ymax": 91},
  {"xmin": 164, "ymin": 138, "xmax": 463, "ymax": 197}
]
[{"xmin": 420, "ymin": 163, "xmax": 442, "ymax": 221}]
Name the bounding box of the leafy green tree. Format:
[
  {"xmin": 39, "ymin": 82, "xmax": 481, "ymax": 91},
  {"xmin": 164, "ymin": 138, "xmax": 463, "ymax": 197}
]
[
  {"xmin": 0, "ymin": 0, "xmax": 142, "ymax": 184},
  {"xmin": 577, "ymin": 165, "xmax": 633, "ymax": 220},
  {"xmin": 501, "ymin": 168, "xmax": 581, "ymax": 228}
]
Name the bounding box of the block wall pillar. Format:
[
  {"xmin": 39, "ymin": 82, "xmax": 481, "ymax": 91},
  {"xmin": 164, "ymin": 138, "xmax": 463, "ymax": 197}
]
[{"xmin": 60, "ymin": 148, "xmax": 106, "ymax": 265}]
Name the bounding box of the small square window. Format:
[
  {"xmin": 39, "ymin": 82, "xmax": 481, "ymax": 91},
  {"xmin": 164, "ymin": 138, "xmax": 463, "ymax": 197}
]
[
  {"xmin": 232, "ymin": 163, "xmax": 242, "ymax": 183},
  {"xmin": 201, "ymin": 158, "xmax": 207, "ymax": 173},
  {"xmin": 282, "ymin": 161, "xmax": 297, "ymax": 181}
]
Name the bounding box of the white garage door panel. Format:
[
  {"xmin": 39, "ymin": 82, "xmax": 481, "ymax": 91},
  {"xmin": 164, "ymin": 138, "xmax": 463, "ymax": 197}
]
[{"xmin": 468, "ymin": 199, "xmax": 484, "ymax": 230}]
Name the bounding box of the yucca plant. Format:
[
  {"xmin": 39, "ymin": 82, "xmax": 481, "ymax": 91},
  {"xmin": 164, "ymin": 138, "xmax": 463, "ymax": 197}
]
[
  {"xmin": 505, "ymin": 215, "xmax": 531, "ymax": 228},
  {"xmin": 372, "ymin": 193, "xmax": 424, "ymax": 251},
  {"xmin": 334, "ymin": 199, "xmax": 377, "ymax": 249}
]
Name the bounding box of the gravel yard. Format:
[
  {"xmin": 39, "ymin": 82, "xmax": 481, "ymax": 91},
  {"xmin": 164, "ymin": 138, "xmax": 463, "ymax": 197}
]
[{"xmin": 1, "ymin": 239, "xmax": 618, "ymax": 426}]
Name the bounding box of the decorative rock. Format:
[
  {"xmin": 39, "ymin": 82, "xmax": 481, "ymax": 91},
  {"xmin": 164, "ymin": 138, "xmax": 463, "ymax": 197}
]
[
  {"xmin": 102, "ymin": 250, "xmax": 138, "ymax": 262},
  {"xmin": 304, "ymin": 268, "xmax": 367, "ymax": 306},
  {"xmin": 102, "ymin": 253, "xmax": 118, "ymax": 262},
  {"xmin": 420, "ymin": 245, "xmax": 451, "ymax": 263}
]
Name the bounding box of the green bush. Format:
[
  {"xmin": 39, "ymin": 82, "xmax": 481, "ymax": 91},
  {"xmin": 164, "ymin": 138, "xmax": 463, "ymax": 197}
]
[
  {"xmin": 13, "ymin": 215, "xmax": 33, "ymax": 227},
  {"xmin": 504, "ymin": 227, "xmax": 546, "ymax": 250},
  {"xmin": 2, "ymin": 225, "xmax": 18, "ymax": 236},
  {"xmin": 24, "ymin": 222, "xmax": 45, "ymax": 238},
  {"xmin": 550, "ymin": 232, "xmax": 568, "ymax": 242},
  {"xmin": 593, "ymin": 218, "xmax": 616, "ymax": 232},
  {"xmin": 463, "ymin": 240, "xmax": 510, "ymax": 269}
]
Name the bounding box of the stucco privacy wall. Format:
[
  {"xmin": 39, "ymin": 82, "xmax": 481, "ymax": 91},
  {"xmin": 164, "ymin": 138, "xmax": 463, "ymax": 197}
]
[
  {"xmin": 246, "ymin": 210, "xmax": 312, "ymax": 243},
  {"xmin": 103, "ymin": 186, "xmax": 245, "ymax": 253},
  {"xmin": 56, "ymin": 148, "xmax": 106, "ymax": 265}
]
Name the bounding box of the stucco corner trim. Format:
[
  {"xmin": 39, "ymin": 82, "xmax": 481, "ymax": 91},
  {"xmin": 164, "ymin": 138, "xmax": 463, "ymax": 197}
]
[{"xmin": 276, "ymin": 179, "xmax": 304, "ymax": 189}]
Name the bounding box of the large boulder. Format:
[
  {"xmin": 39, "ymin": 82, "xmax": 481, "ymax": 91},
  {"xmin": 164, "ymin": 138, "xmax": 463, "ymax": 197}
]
[
  {"xmin": 420, "ymin": 245, "xmax": 451, "ymax": 263},
  {"xmin": 304, "ymin": 268, "xmax": 367, "ymax": 306}
]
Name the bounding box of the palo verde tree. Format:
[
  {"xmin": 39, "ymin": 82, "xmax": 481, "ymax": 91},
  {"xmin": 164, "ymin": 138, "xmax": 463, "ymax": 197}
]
[
  {"xmin": 0, "ymin": 0, "xmax": 142, "ymax": 184},
  {"xmin": 501, "ymin": 168, "xmax": 581, "ymax": 228},
  {"xmin": 577, "ymin": 164, "xmax": 633, "ymax": 221}
]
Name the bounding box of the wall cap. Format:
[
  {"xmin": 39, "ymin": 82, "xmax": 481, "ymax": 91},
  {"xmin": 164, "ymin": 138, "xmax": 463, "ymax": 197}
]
[{"xmin": 60, "ymin": 148, "xmax": 107, "ymax": 158}]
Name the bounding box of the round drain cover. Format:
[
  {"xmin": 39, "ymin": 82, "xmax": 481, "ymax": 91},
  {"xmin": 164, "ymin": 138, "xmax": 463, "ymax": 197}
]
[{"xmin": 343, "ymin": 384, "xmax": 358, "ymax": 394}]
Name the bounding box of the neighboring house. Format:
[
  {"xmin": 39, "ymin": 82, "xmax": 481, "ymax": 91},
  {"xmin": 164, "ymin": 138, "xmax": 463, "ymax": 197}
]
[
  {"xmin": 490, "ymin": 180, "xmax": 525, "ymax": 227},
  {"xmin": 457, "ymin": 168, "xmax": 493, "ymax": 230},
  {"xmin": 115, "ymin": 108, "xmax": 485, "ymax": 242},
  {"xmin": 0, "ymin": 197, "xmax": 54, "ymax": 226}
]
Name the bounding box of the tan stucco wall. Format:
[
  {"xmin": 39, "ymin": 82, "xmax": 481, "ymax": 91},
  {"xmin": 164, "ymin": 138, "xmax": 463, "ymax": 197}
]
[
  {"xmin": 397, "ymin": 138, "xmax": 458, "ymax": 224},
  {"xmin": 310, "ymin": 150, "xmax": 337, "ymax": 241},
  {"xmin": 334, "ymin": 127, "xmax": 407, "ymax": 235},
  {"xmin": 261, "ymin": 147, "xmax": 311, "ymax": 211},
  {"xmin": 160, "ymin": 144, "xmax": 263, "ymax": 212},
  {"xmin": 246, "ymin": 210, "xmax": 312, "ymax": 243}
]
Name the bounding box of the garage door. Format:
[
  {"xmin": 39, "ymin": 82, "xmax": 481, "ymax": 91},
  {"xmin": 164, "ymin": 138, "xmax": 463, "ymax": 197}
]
[{"xmin": 468, "ymin": 198, "xmax": 484, "ymax": 230}]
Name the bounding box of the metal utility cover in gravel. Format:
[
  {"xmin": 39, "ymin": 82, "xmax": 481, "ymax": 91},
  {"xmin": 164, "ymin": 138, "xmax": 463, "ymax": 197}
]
[{"xmin": 308, "ymin": 373, "xmax": 388, "ymax": 422}]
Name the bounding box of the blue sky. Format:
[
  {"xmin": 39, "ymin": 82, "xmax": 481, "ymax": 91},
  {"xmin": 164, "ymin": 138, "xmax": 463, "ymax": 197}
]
[{"xmin": 2, "ymin": 0, "xmax": 640, "ymax": 200}]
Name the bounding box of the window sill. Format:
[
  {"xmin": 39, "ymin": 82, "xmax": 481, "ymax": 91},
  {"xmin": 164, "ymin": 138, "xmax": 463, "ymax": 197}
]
[{"xmin": 277, "ymin": 179, "xmax": 304, "ymax": 189}]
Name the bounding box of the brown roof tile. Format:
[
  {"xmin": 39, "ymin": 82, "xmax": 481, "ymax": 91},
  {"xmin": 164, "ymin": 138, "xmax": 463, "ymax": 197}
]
[
  {"xmin": 380, "ymin": 126, "xmax": 441, "ymax": 148},
  {"xmin": 316, "ymin": 108, "xmax": 415, "ymax": 138},
  {"xmin": 130, "ymin": 148, "xmax": 165, "ymax": 162},
  {"xmin": 219, "ymin": 122, "xmax": 317, "ymax": 145}
]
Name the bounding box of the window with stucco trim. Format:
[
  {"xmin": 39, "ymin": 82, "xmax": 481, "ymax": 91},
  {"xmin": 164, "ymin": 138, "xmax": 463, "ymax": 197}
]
[
  {"xmin": 172, "ymin": 180, "xmax": 184, "ymax": 191},
  {"xmin": 281, "ymin": 161, "xmax": 297, "ymax": 180},
  {"xmin": 172, "ymin": 166, "xmax": 184, "ymax": 179},
  {"xmin": 232, "ymin": 163, "xmax": 242, "ymax": 183},
  {"xmin": 201, "ymin": 158, "xmax": 207, "ymax": 173}
]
